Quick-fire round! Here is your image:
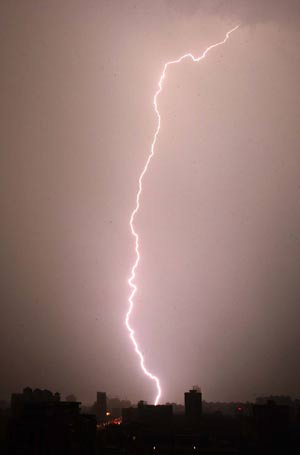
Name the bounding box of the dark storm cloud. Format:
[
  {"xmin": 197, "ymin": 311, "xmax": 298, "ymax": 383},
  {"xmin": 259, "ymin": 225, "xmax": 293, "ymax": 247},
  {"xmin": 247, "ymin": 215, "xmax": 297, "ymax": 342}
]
[{"xmin": 166, "ymin": 0, "xmax": 300, "ymax": 25}]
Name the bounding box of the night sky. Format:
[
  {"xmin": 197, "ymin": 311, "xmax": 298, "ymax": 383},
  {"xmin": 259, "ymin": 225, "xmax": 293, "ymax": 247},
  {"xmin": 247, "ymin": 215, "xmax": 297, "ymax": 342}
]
[{"xmin": 1, "ymin": 1, "xmax": 300, "ymax": 405}]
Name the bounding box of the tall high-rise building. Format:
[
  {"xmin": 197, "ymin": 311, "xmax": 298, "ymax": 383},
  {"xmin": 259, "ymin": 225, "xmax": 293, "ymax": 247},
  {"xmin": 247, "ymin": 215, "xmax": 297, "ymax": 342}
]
[
  {"xmin": 184, "ymin": 386, "xmax": 202, "ymax": 419},
  {"xmin": 96, "ymin": 392, "xmax": 107, "ymax": 423}
]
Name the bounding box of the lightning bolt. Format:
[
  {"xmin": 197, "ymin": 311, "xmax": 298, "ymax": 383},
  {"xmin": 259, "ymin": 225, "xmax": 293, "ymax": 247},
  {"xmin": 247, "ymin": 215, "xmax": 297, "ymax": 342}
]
[{"xmin": 125, "ymin": 25, "xmax": 240, "ymax": 405}]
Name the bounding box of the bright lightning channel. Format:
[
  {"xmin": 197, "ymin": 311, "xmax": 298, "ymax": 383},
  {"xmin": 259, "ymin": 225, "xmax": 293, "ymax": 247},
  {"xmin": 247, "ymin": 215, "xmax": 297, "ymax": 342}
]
[{"xmin": 125, "ymin": 25, "xmax": 240, "ymax": 406}]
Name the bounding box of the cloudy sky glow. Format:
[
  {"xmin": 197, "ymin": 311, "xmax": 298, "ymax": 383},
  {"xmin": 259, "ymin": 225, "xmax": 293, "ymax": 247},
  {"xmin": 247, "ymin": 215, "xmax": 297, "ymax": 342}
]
[{"xmin": 1, "ymin": 1, "xmax": 300, "ymax": 404}]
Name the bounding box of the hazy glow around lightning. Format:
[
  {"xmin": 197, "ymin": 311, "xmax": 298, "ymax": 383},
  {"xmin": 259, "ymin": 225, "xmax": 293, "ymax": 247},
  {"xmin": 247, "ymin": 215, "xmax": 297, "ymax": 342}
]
[{"xmin": 126, "ymin": 25, "xmax": 240, "ymax": 405}]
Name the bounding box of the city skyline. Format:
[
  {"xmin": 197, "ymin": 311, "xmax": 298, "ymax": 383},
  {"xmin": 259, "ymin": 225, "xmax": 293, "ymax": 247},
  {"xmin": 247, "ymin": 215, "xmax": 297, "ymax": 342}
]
[{"xmin": 1, "ymin": 1, "xmax": 300, "ymax": 405}]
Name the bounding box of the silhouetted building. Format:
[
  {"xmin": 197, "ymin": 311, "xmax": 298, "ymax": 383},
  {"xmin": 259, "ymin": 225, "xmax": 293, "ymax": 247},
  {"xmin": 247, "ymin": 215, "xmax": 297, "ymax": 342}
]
[
  {"xmin": 122, "ymin": 406, "xmax": 139, "ymax": 425},
  {"xmin": 107, "ymin": 397, "xmax": 131, "ymax": 419},
  {"xmin": 138, "ymin": 400, "xmax": 173, "ymax": 424},
  {"xmin": 122, "ymin": 401, "xmax": 173, "ymax": 425},
  {"xmin": 253, "ymin": 399, "xmax": 289, "ymax": 449},
  {"xmin": 96, "ymin": 391, "xmax": 107, "ymax": 424},
  {"xmin": 11, "ymin": 387, "xmax": 60, "ymax": 417},
  {"xmin": 185, "ymin": 386, "xmax": 202, "ymax": 419},
  {"xmin": 8, "ymin": 388, "xmax": 96, "ymax": 454}
]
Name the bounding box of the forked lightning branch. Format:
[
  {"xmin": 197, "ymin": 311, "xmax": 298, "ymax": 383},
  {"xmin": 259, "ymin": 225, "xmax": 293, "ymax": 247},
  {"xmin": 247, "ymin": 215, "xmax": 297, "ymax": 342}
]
[{"xmin": 125, "ymin": 25, "xmax": 240, "ymax": 405}]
